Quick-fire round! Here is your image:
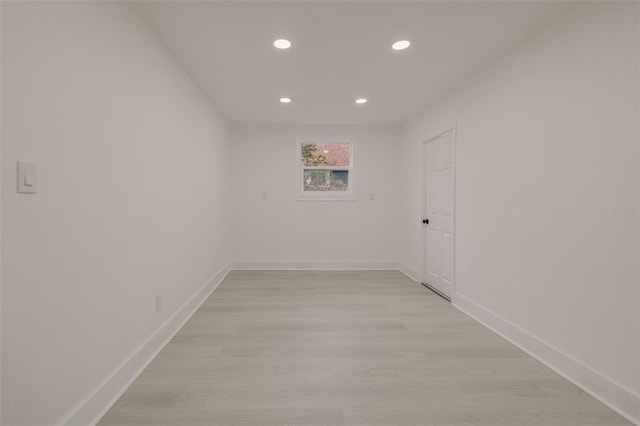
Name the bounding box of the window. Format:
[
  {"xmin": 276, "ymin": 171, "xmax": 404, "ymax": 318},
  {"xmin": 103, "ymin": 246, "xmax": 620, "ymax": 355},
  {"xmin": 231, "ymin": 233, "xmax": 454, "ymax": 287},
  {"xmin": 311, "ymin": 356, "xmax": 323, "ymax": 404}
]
[{"xmin": 297, "ymin": 138, "xmax": 355, "ymax": 200}]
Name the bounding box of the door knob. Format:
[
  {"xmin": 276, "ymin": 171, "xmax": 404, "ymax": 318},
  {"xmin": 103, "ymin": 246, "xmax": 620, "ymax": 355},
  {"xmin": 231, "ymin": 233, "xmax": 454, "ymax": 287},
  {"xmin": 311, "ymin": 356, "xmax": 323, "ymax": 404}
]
[{"xmin": 422, "ymin": 219, "xmax": 429, "ymax": 224}]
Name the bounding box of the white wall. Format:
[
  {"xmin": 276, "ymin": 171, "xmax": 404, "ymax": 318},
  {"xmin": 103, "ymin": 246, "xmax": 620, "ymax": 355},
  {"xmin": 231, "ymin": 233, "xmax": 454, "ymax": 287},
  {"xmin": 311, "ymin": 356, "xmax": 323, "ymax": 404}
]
[
  {"xmin": 230, "ymin": 125, "xmax": 399, "ymax": 268},
  {"xmin": 399, "ymin": 2, "xmax": 639, "ymax": 422},
  {"xmin": 2, "ymin": 1, "xmax": 638, "ymax": 425},
  {"xmin": 1, "ymin": 2, "xmax": 230, "ymax": 425}
]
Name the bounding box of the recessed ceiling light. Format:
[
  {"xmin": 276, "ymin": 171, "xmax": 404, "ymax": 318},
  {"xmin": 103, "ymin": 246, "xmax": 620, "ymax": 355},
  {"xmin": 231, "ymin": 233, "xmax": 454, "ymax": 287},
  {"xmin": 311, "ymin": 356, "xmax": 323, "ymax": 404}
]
[
  {"xmin": 274, "ymin": 39, "xmax": 291, "ymax": 49},
  {"xmin": 392, "ymin": 40, "xmax": 411, "ymax": 51},
  {"xmin": 355, "ymin": 98, "xmax": 367, "ymax": 104},
  {"xmin": 280, "ymin": 97, "xmax": 292, "ymax": 103}
]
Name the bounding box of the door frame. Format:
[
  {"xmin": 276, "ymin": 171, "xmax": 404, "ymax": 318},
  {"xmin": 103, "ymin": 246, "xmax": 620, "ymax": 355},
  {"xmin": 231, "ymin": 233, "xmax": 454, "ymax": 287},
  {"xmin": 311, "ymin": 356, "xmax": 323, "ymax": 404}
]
[{"xmin": 421, "ymin": 122, "xmax": 457, "ymax": 301}]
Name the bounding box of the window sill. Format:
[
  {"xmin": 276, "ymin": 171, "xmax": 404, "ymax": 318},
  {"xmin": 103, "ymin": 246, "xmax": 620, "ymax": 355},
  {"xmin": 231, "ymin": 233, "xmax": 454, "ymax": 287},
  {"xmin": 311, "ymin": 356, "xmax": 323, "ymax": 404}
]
[{"xmin": 296, "ymin": 193, "xmax": 357, "ymax": 201}]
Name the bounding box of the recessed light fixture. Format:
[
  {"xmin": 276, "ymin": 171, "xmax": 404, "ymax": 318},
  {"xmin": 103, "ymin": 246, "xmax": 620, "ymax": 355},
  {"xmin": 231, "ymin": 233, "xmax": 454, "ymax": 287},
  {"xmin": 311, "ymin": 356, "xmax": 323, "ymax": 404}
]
[
  {"xmin": 392, "ymin": 40, "xmax": 411, "ymax": 51},
  {"xmin": 274, "ymin": 39, "xmax": 291, "ymax": 49},
  {"xmin": 280, "ymin": 97, "xmax": 292, "ymax": 103},
  {"xmin": 355, "ymin": 98, "xmax": 367, "ymax": 104}
]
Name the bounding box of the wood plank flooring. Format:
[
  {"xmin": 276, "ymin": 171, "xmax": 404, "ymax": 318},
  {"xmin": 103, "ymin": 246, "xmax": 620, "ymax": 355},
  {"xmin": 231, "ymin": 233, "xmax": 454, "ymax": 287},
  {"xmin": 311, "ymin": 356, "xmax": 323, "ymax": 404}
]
[{"xmin": 98, "ymin": 270, "xmax": 633, "ymax": 426}]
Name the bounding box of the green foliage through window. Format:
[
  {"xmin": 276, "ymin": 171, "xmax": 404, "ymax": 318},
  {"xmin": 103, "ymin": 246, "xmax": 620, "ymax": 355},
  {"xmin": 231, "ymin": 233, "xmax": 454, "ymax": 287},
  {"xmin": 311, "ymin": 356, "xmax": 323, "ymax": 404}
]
[{"xmin": 303, "ymin": 169, "xmax": 349, "ymax": 191}]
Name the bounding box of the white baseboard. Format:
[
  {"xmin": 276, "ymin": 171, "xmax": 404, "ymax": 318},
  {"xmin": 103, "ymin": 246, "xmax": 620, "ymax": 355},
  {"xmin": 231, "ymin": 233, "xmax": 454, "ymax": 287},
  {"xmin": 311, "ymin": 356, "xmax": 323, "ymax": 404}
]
[
  {"xmin": 397, "ymin": 262, "xmax": 419, "ymax": 282},
  {"xmin": 454, "ymin": 293, "xmax": 640, "ymax": 426},
  {"xmin": 62, "ymin": 265, "xmax": 230, "ymax": 426},
  {"xmin": 61, "ymin": 265, "xmax": 638, "ymax": 426},
  {"xmin": 230, "ymin": 260, "xmax": 400, "ymax": 271}
]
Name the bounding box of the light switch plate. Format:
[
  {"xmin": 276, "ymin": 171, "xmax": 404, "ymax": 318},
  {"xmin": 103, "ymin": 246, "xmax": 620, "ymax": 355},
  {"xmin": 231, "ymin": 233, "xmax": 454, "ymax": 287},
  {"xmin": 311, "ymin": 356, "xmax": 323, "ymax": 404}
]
[{"xmin": 17, "ymin": 161, "xmax": 37, "ymax": 194}]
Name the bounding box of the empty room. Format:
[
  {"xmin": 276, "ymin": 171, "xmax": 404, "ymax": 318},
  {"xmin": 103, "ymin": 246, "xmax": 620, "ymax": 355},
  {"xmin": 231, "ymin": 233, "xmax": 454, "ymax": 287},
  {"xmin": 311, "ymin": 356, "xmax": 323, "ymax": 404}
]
[{"xmin": 1, "ymin": 1, "xmax": 639, "ymax": 425}]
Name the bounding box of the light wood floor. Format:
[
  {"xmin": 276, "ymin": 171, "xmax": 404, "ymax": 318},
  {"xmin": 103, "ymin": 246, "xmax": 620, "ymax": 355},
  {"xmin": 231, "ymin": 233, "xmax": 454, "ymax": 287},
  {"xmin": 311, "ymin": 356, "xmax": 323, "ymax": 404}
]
[{"xmin": 98, "ymin": 270, "xmax": 633, "ymax": 426}]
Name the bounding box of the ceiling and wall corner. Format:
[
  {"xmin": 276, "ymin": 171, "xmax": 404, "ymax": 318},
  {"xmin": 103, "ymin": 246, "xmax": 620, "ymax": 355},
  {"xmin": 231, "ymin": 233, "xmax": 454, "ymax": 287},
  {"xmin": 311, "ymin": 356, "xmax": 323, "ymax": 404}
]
[
  {"xmin": 131, "ymin": 0, "xmax": 575, "ymax": 126},
  {"xmin": 133, "ymin": 2, "xmax": 639, "ymax": 423},
  {"xmin": 1, "ymin": 2, "xmax": 231, "ymax": 424},
  {"xmin": 399, "ymin": 2, "xmax": 640, "ymax": 423},
  {"xmin": 1, "ymin": 1, "xmax": 638, "ymax": 426}
]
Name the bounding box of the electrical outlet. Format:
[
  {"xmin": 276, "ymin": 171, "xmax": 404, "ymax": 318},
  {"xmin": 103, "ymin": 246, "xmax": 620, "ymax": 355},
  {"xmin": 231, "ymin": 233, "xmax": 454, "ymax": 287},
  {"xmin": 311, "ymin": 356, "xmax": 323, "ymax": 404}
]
[{"xmin": 155, "ymin": 294, "xmax": 163, "ymax": 312}]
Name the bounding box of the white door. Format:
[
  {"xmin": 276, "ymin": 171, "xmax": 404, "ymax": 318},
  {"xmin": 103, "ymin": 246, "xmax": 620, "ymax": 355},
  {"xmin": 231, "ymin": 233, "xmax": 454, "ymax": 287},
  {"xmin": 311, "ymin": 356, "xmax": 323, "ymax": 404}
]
[{"xmin": 422, "ymin": 130, "xmax": 455, "ymax": 300}]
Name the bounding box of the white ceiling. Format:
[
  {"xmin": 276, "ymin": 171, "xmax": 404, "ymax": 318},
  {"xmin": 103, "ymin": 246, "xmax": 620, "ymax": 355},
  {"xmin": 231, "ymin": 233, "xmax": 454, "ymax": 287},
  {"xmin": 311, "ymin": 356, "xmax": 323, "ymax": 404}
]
[{"xmin": 133, "ymin": 1, "xmax": 575, "ymax": 126}]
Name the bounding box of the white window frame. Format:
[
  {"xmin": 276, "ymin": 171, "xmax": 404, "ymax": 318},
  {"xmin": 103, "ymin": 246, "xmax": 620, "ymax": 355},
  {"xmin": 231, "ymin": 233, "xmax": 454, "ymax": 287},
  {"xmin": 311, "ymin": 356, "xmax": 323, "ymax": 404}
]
[{"xmin": 296, "ymin": 137, "xmax": 356, "ymax": 201}]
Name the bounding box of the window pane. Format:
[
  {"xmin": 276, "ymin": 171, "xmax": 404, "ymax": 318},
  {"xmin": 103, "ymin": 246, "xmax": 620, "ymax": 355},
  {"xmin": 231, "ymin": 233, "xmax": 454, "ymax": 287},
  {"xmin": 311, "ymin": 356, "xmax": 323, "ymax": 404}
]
[
  {"xmin": 303, "ymin": 169, "xmax": 349, "ymax": 191},
  {"xmin": 301, "ymin": 143, "xmax": 350, "ymax": 166}
]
